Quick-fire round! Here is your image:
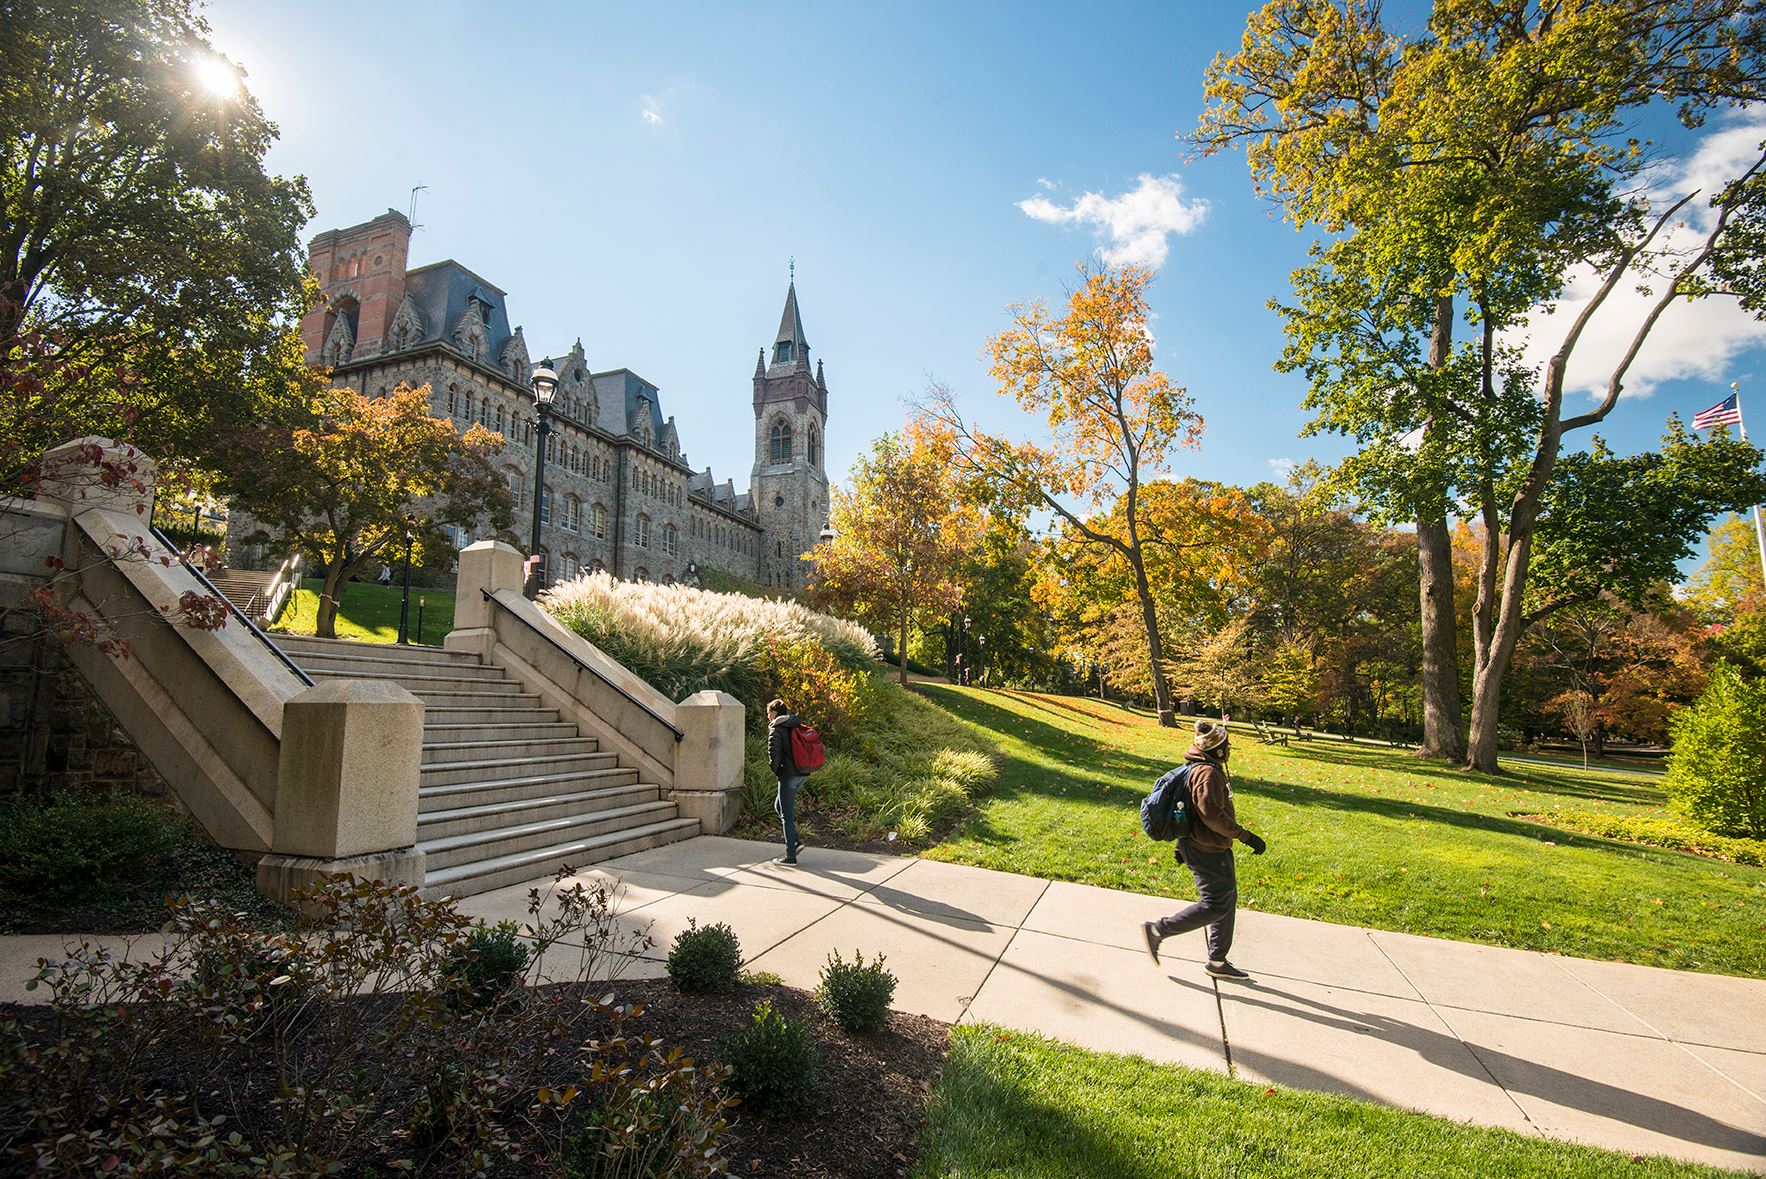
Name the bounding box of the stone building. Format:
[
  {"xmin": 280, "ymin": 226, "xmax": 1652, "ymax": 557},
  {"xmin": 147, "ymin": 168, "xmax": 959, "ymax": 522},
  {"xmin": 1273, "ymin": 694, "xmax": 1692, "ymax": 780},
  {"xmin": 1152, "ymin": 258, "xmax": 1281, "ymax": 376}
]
[{"xmin": 292, "ymin": 209, "xmax": 830, "ymax": 590}]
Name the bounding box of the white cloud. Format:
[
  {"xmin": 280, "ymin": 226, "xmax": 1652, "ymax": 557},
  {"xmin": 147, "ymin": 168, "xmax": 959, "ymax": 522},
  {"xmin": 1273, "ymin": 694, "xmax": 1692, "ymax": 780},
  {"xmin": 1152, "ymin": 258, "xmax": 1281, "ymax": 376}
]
[
  {"xmin": 1513, "ymin": 111, "xmax": 1766, "ymax": 403},
  {"xmin": 640, "ymin": 106, "xmax": 663, "ymax": 125},
  {"xmin": 1017, "ymin": 173, "xmax": 1209, "ymax": 270},
  {"xmin": 639, "ymin": 91, "xmax": 670, "ymax": 125},
  {"xmin": 1268, "ymin": 457, "xmax": 1297, "ymax": 481},
  {"xmin": 1036, "ymin": 177, "xmax": 1056, "ymax": 189}
]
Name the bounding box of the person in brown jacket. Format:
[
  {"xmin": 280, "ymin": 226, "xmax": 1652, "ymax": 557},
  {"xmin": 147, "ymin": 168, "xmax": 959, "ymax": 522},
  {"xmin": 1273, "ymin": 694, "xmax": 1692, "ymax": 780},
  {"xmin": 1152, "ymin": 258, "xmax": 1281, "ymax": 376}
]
[{"xmin": 1141, "ymin": 719, "xmax": 1267, "ymax": 980}]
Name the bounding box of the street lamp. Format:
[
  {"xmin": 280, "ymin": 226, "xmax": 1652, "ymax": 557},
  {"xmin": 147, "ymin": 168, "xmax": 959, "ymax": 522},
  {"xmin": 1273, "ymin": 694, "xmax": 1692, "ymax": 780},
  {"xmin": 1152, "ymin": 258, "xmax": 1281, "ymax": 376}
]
[
  {"xmin": 685, "ymin": 559, "xmax": 698, "ymax": 586},
  {"xmin": 978, "ymin": 633, "xmax": 986, "ymax": 687},
  {"xmin": 526, "ymin": 364, "xmax": 559, "ymax": 598},
  {"xmin": 396, "ymin": 513, "xmax": 416, "ymax": 644},
  {"xmin": 818, "ymin": 524, "xmax": 835, "ymax": 544}
]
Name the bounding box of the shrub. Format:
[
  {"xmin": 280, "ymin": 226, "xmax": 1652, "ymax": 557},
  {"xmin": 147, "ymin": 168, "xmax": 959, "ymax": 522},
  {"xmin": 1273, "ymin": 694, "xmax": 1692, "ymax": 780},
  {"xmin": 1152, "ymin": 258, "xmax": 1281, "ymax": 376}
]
[
  {"xmin": 562, "ymin": 1033, "xmax": 733, "ymax": 1179},
  {"xmin": 816, "ymin": 949, "xmax": 896, "ymax": 1034},
  {"xmin": 1665, "ymin": 664, "xmax": 1766, "ymax": 839},
  {"xmin": 445, "ymin": 920, "xmax": 531, "ymax": 1009},
  {"xmin": 0, "ymin": 791, "xmax": 183, "ymax": 906},
  {"xmin": 0, "ymin": 870, "xmax": 689, "ymax": 1175},
  {"xmin": 666, "ymin": 920, "xmax": 743, "ymax": 993},
  {"xmin": 722, "ymin": 999, "xmax": 817, "ymax": 1118}
]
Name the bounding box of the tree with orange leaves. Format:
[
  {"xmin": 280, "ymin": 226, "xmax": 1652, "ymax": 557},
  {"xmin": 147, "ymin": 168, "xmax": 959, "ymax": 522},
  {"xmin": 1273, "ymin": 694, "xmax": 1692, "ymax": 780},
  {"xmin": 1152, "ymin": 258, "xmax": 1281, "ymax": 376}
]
[
  {"xmin": 805, "ymin": 423, "xmax": 981, "ymax": 685},
  {"xmin": 924, "ymin": 264, "xmax": 1204, "ymax": 726}
]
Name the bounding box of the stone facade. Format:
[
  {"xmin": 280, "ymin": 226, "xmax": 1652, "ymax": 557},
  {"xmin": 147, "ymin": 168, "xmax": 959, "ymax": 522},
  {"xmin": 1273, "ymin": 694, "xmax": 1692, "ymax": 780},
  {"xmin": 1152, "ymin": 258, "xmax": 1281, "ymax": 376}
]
[{"xmin": 287, "ymin": 210, "xmax": 831, "ymax": 590}]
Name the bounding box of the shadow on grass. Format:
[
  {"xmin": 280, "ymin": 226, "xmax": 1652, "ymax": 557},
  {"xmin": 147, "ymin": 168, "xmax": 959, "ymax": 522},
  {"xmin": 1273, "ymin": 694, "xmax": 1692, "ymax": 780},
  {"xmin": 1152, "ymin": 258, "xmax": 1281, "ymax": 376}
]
[
  {"xmin": 916, "ymin": 686, "xmax": 1176, "ymax": 786},
  {"xmin": 1272, "ymin": 741, "xmax": 1662, "ymax": 807}
]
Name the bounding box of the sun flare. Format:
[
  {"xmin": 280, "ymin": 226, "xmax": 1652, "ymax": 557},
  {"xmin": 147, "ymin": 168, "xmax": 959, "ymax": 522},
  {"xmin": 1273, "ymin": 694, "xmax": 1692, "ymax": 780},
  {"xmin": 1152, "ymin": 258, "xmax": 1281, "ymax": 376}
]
[{"xmin": 191, "ymin": 55, "xmax": 240, "ymax": 99}]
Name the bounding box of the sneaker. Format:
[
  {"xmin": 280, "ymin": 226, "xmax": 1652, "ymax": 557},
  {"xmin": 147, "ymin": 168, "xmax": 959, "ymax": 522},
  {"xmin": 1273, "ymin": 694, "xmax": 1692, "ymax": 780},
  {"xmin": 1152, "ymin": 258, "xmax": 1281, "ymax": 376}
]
[
  {"xmin": 1141, "ymin": 921, "xmax": 1162, "ymax": 965},
  {"xmin": 1205, "ymin": 959, "xmax": 1251, "ymax": 981},
  {"xmin": 773, "ymin": 854, "xmax": 797, "ymax": 866}
]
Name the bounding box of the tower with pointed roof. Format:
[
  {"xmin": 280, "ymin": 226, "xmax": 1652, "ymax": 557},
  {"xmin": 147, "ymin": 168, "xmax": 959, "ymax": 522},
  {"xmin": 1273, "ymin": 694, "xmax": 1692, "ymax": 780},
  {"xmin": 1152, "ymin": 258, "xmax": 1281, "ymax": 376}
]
[{"xmin": 751, "ymin": 273, "xmax": 830, "ymax": 592}]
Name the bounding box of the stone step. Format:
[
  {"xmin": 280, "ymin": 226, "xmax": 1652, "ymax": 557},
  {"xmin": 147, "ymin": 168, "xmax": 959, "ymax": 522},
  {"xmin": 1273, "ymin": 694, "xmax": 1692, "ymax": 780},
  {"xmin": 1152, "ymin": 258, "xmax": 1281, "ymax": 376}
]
[
  {"xmin": 424, "ymin": 721, "xmax": 578, "ymax": 744},
  {"xmin": 420, "ymin": 750, "xmax": 619, "ymax": 787},
  {"xmin": 420, "ymin": 766, "xmax": 642, "ymax": 811},
  {"xmin": 305, "ymin": 672, "xmax": 531, "ymax": 704},
  {"xmin": 422, "ymin": 735, "xmax": 599, "ymax": 765},
  {"xmin": 417, "ymin": 783, "xmax": 664, "ymax": 841},
  {"xmin": 421, "ymin": 802, "xmax": 687, "ymax": 871},
  {"xmin": 423, "ymin": 705, "xmax": 563, "ymax": 727},
  {"xmin": 292, "ymin": 651, "xmax": 510, "ymax": 683},
  {"xmin": 421, "ymin": 817, "xmax": 703, "ymax": 899},
  {"xmin": 275, "ymin": 634, "xmax": 480, "ymax": 666}
]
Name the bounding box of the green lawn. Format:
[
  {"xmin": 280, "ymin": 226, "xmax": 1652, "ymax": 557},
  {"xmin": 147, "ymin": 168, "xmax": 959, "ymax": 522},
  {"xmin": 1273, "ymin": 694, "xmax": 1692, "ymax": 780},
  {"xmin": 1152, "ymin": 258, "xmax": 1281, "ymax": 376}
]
[
  {"xmin": 915, "ymin": 1025, "xmax": 1747, "ymax": 1178},
  {"xmin": 271, "ymin": 578, "xmax": 455, "ymax": 645},
  {"xmin": 918, "ymin": 686, "xmax": 1766, "ymax": 978}
]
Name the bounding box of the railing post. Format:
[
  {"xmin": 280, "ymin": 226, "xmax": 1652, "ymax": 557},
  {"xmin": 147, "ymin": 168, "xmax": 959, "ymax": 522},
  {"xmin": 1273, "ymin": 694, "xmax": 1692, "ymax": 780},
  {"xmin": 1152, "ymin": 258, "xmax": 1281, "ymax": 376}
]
[
  {"xmin": 256, "ymin": 678, "xmax": 426, "ymax": 906},
  {"xmin": 445, "ymin": 539, "xmax": 525, "ymax": 658},
  {"xmin": 672, "ymin": 690, "xmax": 746, "ymax": 833}
]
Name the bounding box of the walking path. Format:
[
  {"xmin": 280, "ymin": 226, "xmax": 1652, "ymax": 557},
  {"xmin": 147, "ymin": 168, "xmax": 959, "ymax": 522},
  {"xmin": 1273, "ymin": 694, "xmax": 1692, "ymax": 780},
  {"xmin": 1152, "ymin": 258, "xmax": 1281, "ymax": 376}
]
[{"xmin": 5, "ymin": 835, "xmax": 1762, "ymax": 1172}]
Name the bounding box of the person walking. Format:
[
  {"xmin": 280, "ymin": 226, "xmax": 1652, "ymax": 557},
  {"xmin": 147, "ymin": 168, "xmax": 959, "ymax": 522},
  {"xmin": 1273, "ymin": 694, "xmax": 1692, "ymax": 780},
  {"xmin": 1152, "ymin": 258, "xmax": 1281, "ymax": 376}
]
[
  {"xmin": 1141, "ymin": 719, "xmax": 1267, "ymax": 980},
  {"xmin": 766, "ymin": 698, "xmax": 805, "ymax": 865}
]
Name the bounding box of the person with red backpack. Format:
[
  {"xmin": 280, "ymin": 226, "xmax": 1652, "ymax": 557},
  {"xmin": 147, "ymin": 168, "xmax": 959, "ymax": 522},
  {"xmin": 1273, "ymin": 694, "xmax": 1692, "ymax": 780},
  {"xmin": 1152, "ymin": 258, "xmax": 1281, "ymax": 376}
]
[{"xmin": 766, "ymin": 698, "xmax": 822, "ymax": 865}]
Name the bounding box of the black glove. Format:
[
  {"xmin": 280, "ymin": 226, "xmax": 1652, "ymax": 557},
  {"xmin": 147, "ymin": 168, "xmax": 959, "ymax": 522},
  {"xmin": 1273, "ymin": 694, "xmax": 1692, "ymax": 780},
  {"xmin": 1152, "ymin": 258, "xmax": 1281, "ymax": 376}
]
[{"xmin": 1244, "ymin": 832, "xmax": 1267, "ymax": 856}]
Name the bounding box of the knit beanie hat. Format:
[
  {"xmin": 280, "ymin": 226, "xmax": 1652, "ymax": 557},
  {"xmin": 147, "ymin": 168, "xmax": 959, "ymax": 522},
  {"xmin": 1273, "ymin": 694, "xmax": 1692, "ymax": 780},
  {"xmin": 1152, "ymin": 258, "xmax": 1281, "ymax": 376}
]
[{"xmin": 1193, "ymin": 719, "xmax": 1229, "ymax": 753}]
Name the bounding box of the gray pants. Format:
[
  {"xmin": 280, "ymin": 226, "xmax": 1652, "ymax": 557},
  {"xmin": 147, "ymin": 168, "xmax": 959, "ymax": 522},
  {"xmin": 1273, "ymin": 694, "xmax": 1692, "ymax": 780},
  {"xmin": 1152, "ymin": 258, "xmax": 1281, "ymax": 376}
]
[{"xmin": 1153, "ymin": 838, "xmax": 1237, "ymax": 962}]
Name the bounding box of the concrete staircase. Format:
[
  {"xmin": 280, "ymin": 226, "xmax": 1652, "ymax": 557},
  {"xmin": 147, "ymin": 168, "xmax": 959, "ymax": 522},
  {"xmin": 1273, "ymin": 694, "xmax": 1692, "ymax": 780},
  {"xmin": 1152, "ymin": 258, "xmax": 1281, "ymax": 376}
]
[
  {"xmin": 273, "ymin": 634, "xmax": 700, "ymax": 897},
  {"xmin": 209, "ymin": 568, "xmax": 275, "ymax": 619}
]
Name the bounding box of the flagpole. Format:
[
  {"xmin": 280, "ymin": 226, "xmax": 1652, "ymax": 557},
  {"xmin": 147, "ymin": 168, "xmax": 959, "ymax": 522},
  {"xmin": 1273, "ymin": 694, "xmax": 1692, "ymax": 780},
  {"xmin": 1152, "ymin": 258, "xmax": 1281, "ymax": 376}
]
[{"xmin": 1736, "ymin": 382, "xmax": 1766, "ymax": 589}]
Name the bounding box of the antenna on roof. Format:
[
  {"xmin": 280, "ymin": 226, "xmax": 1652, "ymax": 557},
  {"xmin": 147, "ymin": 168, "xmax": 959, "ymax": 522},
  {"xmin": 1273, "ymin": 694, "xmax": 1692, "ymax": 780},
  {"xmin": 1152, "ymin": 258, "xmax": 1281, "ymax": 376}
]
[{"xmin": 408, "ymin": 184, "xmax": 429, "ymax": 231}]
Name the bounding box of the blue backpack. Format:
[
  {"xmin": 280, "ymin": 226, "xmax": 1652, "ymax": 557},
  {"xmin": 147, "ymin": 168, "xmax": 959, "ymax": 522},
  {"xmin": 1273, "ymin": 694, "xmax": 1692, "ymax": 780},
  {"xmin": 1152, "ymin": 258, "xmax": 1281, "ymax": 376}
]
[{"xmin": 1140, "ymin": 764, "xmax": 1197, "ymax": 842}]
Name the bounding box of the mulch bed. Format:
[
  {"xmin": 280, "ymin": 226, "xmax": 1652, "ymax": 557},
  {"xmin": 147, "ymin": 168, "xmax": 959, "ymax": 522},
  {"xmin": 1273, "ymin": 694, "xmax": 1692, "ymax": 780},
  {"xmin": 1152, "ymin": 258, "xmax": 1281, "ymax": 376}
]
[
  {"xmin": 619, "ymin": 978, "xmax": 949, "ymax": 1178},
  {"xmin": 4, "ymin": 974, "xmax": 950, "ymax": 1178}
]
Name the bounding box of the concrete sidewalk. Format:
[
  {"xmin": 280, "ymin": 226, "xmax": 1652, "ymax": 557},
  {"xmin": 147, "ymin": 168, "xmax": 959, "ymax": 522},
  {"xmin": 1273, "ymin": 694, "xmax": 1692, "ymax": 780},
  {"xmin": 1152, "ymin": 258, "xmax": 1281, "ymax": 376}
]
[{"xmin": 5, "ymin": 835, "xmax": 1762, "ymax": 1172}]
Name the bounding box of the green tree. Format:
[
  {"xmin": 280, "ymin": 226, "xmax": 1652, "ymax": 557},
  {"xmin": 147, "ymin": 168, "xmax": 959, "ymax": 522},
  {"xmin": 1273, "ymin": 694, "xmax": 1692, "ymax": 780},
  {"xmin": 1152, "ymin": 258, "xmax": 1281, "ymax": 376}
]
[
  {"xmin": 927, "ymin": 265, "xmax": 1208, "ymax": 726},
  {"xmin": 224, "ymin": 385, "xmax": 513, "ymax": 638},
  {"xmin": 1, "ymin": 0, "xmax": 317, "ymax": 483},
  {"xmin": 805, "ymin": 424, "xmax": 979, "ymax": 685},
  {"xmin": 1196, "ymin": 0, "xmax": 1766, "ymax": 770},
  {"xmin": 1665, "ymin": 664, "xmax": 1766, "ymax": 839},
  {"xmin": 1685, "ymin": 513, "xmax": 1766, "ymax": 621}
]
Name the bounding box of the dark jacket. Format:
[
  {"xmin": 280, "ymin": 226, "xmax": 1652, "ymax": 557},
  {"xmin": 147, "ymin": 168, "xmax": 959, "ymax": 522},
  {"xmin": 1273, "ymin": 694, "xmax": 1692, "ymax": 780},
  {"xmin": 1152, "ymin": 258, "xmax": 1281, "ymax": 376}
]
[
  {"xmin": 1182, "ymin": 745, "xmax": 1250, "ymax": 854},
  {"xmin": 768, "ymin": 714, "xmax": 801, "ymax": 777}
]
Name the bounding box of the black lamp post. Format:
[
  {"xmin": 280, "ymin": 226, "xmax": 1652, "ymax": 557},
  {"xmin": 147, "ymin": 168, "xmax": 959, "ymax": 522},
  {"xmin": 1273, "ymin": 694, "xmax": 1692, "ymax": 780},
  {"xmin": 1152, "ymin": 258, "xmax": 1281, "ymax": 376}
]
[
  {"xmin": 396, "ymin": 513, "xmax": 416, "ymax": 644},
  {"xmin": 526, "ymin": 364, "xmax": 559, "ymax": 598},
  {"xmin": 685, "ymin": 559, "xmax": 698, "ymax": 586},
  {"xmin": 416, "ymin": 595, "xmax": 426, "ymax": 646}
]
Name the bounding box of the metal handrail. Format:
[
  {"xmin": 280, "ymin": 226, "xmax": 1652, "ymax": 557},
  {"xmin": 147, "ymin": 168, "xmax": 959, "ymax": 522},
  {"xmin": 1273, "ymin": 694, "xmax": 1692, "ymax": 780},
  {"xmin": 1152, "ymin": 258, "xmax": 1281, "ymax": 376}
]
[
  {"xmin": 152, "ymin": 527, "xmax": 315, "ymax": 687},
  {"xmin": 484, "ymin": 588, "xmax": 683, "ymax": 741}
]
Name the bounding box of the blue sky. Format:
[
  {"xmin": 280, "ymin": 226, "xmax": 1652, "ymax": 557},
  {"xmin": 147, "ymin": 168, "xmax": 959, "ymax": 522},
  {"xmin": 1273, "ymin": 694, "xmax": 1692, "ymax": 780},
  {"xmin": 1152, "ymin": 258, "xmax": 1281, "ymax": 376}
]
[{"xmin": 206, "ymin": 0, "xmax": 1766, "ymax": 521}]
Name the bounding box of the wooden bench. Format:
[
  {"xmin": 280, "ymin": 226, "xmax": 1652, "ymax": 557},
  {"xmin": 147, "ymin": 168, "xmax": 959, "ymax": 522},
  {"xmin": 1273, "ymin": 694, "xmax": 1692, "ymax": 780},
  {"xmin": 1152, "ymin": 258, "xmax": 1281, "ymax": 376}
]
[{"xmin": 1253, "ymin": 720, "xmax": 1289, "ymax": 746}]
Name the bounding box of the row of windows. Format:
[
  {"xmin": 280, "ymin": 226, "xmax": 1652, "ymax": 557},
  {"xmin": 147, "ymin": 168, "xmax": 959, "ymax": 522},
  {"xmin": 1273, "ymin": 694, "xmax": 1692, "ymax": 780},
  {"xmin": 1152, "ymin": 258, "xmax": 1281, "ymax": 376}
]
[
  {"xmin": 689, "ymin": 514, "xmax": 755, "ymax": 554},
  {"xmin": 631, "ymin": 465, "xmax": 682, "ymax": 506},
  {"xmin": 533, "ymin": 551, "xmax": 680, "ymax": 588}
]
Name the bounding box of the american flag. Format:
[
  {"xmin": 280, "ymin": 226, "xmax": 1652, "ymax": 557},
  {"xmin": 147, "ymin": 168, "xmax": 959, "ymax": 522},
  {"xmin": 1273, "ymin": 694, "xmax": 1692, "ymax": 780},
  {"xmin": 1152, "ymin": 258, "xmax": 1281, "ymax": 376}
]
[{"xmin": 1692, "ymin": 393, "xmax": 1743, "ymax": 430}]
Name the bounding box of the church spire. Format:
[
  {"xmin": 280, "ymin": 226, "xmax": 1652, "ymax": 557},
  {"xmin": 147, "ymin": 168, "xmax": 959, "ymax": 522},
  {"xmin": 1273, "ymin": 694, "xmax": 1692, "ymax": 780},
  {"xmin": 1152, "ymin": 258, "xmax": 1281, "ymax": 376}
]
[{"xmin": 770, "ymin": 272, "xmax": 809, "ymax": 371}]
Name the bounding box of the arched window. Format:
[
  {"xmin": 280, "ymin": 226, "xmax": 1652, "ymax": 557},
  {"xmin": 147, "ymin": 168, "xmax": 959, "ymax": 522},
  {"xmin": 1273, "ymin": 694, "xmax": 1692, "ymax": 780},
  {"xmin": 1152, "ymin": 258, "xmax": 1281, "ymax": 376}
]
[
  {"xmin": 559, "ymin": 553, "xmax": 578, "ymax": 581},
  {"xmin": 808, "ymin": 425, "xmax": 820, "ymax": 466},
  {"xmin": 636, "ymin": 514, "xmax": 652, "ymax": 549},
  {"xmin": 662, "ymin": 523, "xmax": 677, "ymax": 555},
  {"xmin": 565, "ymin": 495, "xmax": 580, "ymax": 532},
  {"xmin": 447, "ymin": 384, "xmax": 458, "ymax": 418},
  {"xmin": 463, "ymin": 392, "xmax": 475, "ymax": 425},
  {"xmin": 539, "ymin": 485, "xmax": 552, "ymax": 525},
  {"xmin": 536, "ymin": 547, "xmax": 550, "ymax": 585},
  {"xmin": 635, "ymin": 567, "xmax": 650, "ymax": 582},
  {"xmin": 591, "ymin": 503, "xmax": 608, "ymax": 539},
  {"xmin": 589, "ymin": 558, "xmax": 606, "ymax": 574},
  {"xmin": 495, "ymin": 404, "xmax": 505, "ymax": 436},
  {"xmin": 769, "ymin": 419, "xmax": 793, "ymax": 464}
]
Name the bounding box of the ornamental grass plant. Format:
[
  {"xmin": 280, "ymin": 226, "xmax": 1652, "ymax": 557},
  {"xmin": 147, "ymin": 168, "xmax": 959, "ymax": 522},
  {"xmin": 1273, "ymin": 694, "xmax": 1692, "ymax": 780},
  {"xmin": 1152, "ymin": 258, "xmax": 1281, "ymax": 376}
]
[{"xmin": 544, "ymin": 574, "xmax": 999, "ymax": 843}]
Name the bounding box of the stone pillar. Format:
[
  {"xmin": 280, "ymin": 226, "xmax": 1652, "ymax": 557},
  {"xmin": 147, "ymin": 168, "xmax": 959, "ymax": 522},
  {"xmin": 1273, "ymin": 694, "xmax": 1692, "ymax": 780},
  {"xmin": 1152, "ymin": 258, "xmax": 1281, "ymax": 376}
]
[
  {"xmin": 256, "ymin": 678, "xmax": 426, "ymax": 905},
  {"xmin": 34, "ymin": 437, "xmax": 157, "ymax": 520},
  {"xmin": 672, "ymin": 689, "xmax": 746, "ymax": 832},
  {"xmin": 445, "ymin": 539, "xmax": 525, "ymax": 656}
]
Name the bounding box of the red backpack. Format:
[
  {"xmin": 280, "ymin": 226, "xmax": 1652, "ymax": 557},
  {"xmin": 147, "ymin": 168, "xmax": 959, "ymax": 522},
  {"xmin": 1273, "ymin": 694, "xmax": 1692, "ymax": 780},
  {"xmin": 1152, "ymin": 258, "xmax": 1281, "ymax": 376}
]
[{"xmin": 789, "ymin": 724, "xmax": 826, "ymax": 773}]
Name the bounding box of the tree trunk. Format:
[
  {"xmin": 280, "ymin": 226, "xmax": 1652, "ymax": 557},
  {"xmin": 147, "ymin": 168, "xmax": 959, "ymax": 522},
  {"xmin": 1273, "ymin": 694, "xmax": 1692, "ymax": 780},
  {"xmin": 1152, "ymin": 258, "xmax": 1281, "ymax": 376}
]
[
  {"xmin": 1466, "ymin": 414, "xmax": 1565, "ymax": 772},
  {"xmin": 1416, "ymin": 296, "xmax": 1465, "ymax": 761},
  {"xmin": 898, "ymin": 612, "xmax": 909, "ymax": 686},
  {"xmin": 1128, "ymin": 547, "xmax": 1176, "ymax": 727},
  {"xmin": 316, "ymin": 561, "xmax": 351, "ymax": 639},
  {"xmin": 1417, "ymin": 517, "xmax": 1465, "ymax": 760}
]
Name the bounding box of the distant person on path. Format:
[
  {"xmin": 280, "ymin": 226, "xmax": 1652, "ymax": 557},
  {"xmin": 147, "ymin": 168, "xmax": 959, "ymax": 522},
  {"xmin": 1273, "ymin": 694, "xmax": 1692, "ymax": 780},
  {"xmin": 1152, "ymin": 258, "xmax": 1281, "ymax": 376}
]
[
  {"xmin": 377, "ymin": 565, "xmax": 392, "ymax": 585},
  {"xmin": 767, "ymin": 698, "xmax": 805, "ymax": 866},
  {"xmin": 1141, "ymin": 719, "xmax": 1267, "ymax": 980}
]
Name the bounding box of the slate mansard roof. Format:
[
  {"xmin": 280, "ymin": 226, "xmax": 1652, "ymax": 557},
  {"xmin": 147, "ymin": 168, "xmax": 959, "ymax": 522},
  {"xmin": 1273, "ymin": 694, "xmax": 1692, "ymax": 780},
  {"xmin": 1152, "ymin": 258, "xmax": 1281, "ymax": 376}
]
[{"xmin": 402, "ymin": 261, "xmax": 516, "ymax": 355}]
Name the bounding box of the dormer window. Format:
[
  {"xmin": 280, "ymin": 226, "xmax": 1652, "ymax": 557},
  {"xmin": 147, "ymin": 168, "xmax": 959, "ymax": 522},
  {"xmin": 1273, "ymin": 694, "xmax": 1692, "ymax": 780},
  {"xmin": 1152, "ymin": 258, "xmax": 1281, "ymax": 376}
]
[{"xmin": 773, "ymin": 340, "xmax": 794, "ymax": 365}]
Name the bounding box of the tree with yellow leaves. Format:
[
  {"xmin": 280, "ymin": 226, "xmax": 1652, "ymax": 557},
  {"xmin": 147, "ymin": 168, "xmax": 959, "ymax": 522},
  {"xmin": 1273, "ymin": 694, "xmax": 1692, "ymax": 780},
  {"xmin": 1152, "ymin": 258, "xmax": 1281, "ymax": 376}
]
[
  {"xmin": 806, "ymin": 424, "xmax": 981, "ymax": 685},
  {"xmin": 925, "ymin": 265, "xmax": 1209, "ymax": 726}
]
